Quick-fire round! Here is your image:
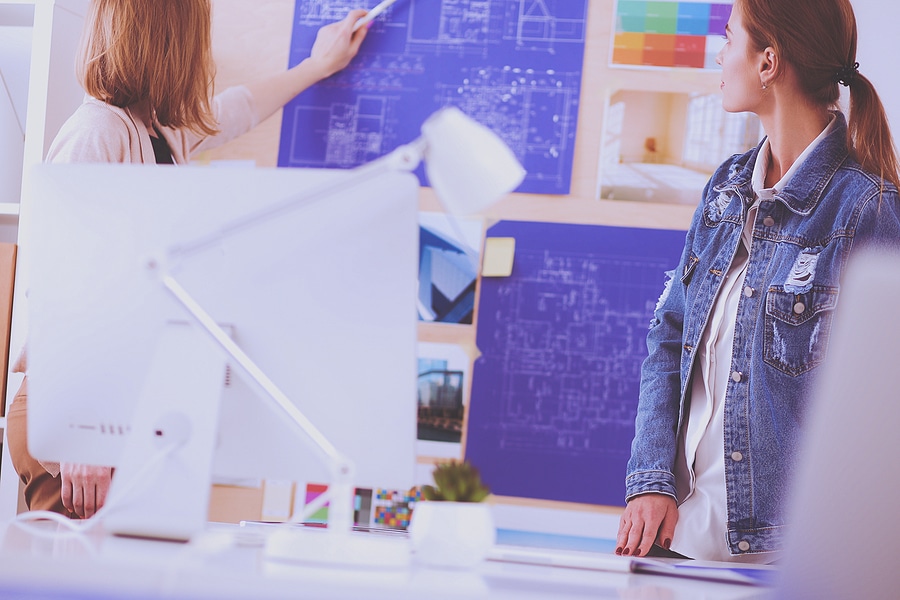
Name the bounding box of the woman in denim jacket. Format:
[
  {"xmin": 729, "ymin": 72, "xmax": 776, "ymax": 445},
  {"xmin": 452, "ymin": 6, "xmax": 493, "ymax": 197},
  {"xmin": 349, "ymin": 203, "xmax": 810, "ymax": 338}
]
[{"xmin": 616, "ymin": 0, "xmax": 900, "ymax": 562}]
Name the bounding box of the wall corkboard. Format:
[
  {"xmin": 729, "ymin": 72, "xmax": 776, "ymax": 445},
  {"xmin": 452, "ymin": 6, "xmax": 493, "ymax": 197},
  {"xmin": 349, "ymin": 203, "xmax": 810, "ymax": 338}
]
[{"xmin": 202, "ymin": 0, "xmax": 736, "ymax": 521}]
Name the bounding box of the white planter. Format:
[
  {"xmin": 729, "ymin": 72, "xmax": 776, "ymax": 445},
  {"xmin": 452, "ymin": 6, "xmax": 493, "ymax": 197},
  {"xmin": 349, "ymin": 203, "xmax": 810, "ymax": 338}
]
[{"xmin": 408, "ymin": 501, "xmax": 496, "ymax": 569}]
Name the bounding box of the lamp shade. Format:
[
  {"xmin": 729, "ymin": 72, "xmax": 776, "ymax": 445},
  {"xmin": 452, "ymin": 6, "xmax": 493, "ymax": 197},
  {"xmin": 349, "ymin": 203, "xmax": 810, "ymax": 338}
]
[{"xmin": 420, "ymin": 107, "xmax": 526, "ymax": 216}]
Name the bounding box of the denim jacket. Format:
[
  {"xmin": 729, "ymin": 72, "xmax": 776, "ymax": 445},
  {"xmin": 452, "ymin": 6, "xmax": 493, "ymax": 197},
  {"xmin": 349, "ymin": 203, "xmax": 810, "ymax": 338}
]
[{"xmin": 625, "ymin": 112, "xmax": 900, "ymax": 556}]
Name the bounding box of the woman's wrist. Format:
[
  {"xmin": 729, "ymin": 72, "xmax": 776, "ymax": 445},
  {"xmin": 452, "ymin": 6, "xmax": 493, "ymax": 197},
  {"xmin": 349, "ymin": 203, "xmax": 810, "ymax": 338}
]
[{"xmin": 298, "ymin": 55, "xmax": 334, "ymax": 82}]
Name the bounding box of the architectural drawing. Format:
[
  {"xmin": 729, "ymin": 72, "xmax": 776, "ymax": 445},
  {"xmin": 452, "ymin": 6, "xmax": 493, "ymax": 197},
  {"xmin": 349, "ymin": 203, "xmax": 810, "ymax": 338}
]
[
  {"xmin": 279, "ymin": 0, "xmax": 588, "ymax": 194},
  {"xmin": 465, "ymin": 220, "xmax": 686, "ymax": 506}
]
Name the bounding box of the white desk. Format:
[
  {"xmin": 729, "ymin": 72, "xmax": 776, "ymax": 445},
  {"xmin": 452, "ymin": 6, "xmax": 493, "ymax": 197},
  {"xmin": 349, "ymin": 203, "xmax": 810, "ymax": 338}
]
[{"xmin": 0, "ymin": 520, "xmax": 774, "ymax": 599}]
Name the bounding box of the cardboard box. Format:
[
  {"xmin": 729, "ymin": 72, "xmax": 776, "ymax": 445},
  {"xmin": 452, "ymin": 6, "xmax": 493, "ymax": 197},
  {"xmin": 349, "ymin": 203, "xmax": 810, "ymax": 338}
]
[{"xmin": 207, "ymin": 483, "xmax": 264, "ymax": 524}]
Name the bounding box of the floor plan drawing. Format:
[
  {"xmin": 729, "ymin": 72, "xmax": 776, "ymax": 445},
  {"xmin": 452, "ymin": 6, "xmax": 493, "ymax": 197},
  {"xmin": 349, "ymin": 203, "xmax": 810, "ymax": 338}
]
[
  {"xmin": 465, "ymin": 220, "xmax": 686, "ymax": 506},
  {"xmin": 279, "ymin": 0, "xmax": 588, "ymax": 194}
]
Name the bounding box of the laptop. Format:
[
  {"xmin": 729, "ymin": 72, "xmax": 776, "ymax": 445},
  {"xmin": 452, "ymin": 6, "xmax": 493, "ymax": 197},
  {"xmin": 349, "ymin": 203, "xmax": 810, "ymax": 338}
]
[{"xmin": 487, "ymin": 544, "xmax": 778, "ymax": 586}]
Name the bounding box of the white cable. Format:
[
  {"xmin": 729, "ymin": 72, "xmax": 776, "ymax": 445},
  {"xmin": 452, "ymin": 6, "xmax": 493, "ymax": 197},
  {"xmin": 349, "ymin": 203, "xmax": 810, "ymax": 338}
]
[{"xmin": 13, "ymin": 441, "xmax": 181, "ymax": 538}]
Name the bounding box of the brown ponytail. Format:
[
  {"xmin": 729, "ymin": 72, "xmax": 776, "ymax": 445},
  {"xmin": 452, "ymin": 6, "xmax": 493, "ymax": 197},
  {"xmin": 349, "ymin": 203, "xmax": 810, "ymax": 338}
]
[
  {"xmin": 847, "ymin": 73, "xmax": 900, "ymax": 190},
  {"xmin": 737, "ymin": 0, "xmax": 899, "ymax": 189}
]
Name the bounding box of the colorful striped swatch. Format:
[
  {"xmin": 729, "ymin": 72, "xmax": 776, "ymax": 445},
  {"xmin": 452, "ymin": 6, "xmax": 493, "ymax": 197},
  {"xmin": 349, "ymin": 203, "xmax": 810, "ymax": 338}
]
[{"xmin": 612, "ymin": 1, "xmax": 732, "ymax": 69}]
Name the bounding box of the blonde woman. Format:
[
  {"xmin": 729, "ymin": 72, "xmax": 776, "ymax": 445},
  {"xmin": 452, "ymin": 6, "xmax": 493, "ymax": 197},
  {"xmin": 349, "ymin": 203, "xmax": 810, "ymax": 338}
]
[{"xmin": 7, "ymin": 0, "xmax": 369, "ymax": 519}]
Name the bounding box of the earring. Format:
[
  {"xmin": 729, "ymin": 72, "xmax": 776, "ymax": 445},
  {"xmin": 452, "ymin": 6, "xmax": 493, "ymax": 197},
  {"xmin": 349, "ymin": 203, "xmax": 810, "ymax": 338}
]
[{"xmin": 761, "ymin": 82, "xmax": 768, "ymax": 90}]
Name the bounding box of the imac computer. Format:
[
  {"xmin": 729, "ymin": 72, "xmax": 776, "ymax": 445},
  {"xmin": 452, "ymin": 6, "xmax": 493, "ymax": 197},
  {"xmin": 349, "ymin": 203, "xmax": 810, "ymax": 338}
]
[{"xmin": 24, "ymin": 162, "xmax": 420, "ymax": 546}]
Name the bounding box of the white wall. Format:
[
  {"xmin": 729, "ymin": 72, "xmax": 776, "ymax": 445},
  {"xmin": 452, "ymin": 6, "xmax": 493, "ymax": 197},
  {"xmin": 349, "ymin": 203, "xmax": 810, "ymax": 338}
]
[
  {"xmin": 853, "ymin": 0, "xmax": 900, "ymax": 135},
  {"xmin": 0, "ymin": 3, "xmax": 34, "ymax": 231}
]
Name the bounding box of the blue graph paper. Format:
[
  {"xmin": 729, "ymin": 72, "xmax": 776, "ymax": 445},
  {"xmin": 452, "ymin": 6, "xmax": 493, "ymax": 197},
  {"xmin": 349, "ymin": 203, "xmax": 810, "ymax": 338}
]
[
  {"xmin": 278, "ymin": 0, "xmax": 588, "ymax": 195},
  {"xmin": 465, "ymin": 220, "xmax": 686, "ymax": 507}
]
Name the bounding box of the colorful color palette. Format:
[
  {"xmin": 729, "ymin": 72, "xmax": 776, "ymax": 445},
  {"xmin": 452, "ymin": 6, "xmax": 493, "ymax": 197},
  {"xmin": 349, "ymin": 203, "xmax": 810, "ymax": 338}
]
[
  {"xmin": 302, "ymin": 483, "xmax": 374, "ymax": 526},
  {"xmin": 373, "ymin": 488, "xmax": 422, "ymax": 530},
  {"xmin": 612, "ymin": 1, "xmax": 732, "ymax": 69}
]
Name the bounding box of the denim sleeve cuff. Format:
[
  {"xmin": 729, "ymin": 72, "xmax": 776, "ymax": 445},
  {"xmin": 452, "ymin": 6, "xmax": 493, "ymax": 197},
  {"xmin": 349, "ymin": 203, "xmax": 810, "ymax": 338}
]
[{"xmin": 625, "ymin": 470, "xmax": 677, "ymax": 502}]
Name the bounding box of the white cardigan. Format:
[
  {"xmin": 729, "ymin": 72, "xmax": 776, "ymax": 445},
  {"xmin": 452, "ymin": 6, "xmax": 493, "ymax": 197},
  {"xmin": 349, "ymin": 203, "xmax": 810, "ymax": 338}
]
[
  {"xmin": 46, "ymin": 85, "xmax": 259, "ymax": 164},
  {"xmin": 24, "ymin": 85, "xmax": 259, "ymax": 477}
]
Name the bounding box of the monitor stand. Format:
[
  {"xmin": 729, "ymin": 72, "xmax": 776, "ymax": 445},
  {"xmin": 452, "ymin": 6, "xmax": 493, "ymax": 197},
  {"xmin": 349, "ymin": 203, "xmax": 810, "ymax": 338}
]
[
  {"xmin": 102, "ymin": 322, "xmax": 227, "ymax": 542},
  {"xmin": 96, "ymin": 319, "xmax": 412, "ymax": 569}
]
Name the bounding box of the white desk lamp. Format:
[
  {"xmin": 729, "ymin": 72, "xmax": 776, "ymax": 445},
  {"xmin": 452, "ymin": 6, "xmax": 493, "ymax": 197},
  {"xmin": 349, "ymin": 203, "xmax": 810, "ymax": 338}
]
[{"xmin": 108, "ymin": 107, "xmax": 524, "ymax": 565}]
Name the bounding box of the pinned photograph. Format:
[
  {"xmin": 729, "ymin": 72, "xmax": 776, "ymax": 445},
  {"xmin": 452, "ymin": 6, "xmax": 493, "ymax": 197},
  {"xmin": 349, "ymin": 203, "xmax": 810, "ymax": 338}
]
[
  {"xmin": 417, "ymin": 212, "xmax": 483, "ymax": 325},
  {"xmin": 598, "ymin": 89, "xmax": 761, "ymax": 204},
  {"xmin": 417, "ymin": 342, "xmax": 472, "ymax": 460}
]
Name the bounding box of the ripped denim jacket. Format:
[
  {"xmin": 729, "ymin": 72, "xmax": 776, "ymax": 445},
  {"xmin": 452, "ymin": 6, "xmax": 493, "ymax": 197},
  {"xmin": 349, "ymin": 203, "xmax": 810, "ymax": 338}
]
[{"xmin": 625, "ymin": 112, "xmax": 900, "ymax": 556}]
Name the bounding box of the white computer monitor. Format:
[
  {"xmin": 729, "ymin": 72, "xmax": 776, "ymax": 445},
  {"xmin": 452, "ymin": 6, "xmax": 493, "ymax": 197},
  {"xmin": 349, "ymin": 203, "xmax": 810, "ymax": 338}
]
[
  {"xmin": 24, "ymin": 162, "xmax": 419, "ymax": 540},
  {"xmin": 774, "ymin": 248, "xmax": 900, "ymax": 599}
]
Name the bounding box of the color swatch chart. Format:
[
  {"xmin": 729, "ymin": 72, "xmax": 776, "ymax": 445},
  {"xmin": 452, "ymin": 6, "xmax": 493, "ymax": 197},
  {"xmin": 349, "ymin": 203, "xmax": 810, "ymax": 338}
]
[
  {"xmin": 612, "ymin": 1, "xmax": 732, "ymax": 69},
  {"xmin": 278, "ymin": 0, "xmax": 588, "ymax": 195},
  {"xmin": 465, "ymin": 221, "xmax": 686, "ymax": 507}
]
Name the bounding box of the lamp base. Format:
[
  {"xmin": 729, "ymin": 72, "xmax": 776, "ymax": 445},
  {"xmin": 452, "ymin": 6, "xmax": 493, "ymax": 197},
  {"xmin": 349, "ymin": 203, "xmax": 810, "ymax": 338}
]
[{"xmin": 263, "ymin": 525, "xmax": 411, "ymax": 570}]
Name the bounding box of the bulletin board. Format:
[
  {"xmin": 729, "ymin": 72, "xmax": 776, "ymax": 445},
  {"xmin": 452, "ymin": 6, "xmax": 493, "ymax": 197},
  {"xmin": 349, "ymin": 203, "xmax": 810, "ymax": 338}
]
[{"xmin": 203, "ymin": 0, "xmax": 732, "ymax": 517}]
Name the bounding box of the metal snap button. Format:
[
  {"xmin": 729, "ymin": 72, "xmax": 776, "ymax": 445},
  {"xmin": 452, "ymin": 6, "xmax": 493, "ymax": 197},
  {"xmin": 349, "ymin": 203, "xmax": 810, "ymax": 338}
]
[
  {"xmin": 738, "ymin": 540, "xmax": 751, "ymax": 552},
  {"xmin": 731, "ymin": 371, "xmax": 742, "ymax": 383},
  {"xmin": 743, "ymin": 287, "xmax": 753, "ymax": 298},
  {"xmin": 763, "ymin": 216, "xmax": 775, "ymax": 227},
  {"xmin": 793, "ymin": 302, "xmax": 805, "ymax": 315},
  {"xmin": 731, "ymin": 451, "xmax": 743, "ymax": 462}
]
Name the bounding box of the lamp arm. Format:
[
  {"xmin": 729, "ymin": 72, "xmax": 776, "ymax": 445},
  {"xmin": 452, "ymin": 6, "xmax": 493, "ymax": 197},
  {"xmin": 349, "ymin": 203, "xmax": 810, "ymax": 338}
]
[
  {"xmin": 167, "ymin": 139, "xmax": 426, "ymax": 264},
  {"xmin": 157, "ymin": 272, "xmax": 352, "ymax": 481},
  {"xmin": 152, "ymin": 138, "xmax": 427, "ymax": 532}
]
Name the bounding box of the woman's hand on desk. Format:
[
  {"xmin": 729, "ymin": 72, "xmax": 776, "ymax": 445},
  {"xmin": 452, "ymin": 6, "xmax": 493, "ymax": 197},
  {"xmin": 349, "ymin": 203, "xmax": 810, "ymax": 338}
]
[
  {"xmin": 60, "ymin": 463, "xmax": 112, "ymax": 519},
  {"xmin": 616, "ymin": 493, "xmax": 678, "ymax": 558}
]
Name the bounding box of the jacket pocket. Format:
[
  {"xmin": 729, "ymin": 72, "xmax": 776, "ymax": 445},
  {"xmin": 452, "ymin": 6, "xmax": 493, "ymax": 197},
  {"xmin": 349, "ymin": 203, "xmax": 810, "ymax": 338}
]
[{"xmin": 763, "ymin": 286, "xmax": 838, "ymax": 376}]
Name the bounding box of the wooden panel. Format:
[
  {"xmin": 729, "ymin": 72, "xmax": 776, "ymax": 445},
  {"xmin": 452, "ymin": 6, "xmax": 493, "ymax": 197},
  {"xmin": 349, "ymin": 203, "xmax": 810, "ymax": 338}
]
[
  {"xmin": 0, "ymin": 243, "xmax": 15, "ymax": 414},
  {"xmin": 208, "ymin": 483, "xmax": 264, "ymax": 524},
  {"xmin": 205, "ymin": 0, "xmax": 295, "ymax": 167}
]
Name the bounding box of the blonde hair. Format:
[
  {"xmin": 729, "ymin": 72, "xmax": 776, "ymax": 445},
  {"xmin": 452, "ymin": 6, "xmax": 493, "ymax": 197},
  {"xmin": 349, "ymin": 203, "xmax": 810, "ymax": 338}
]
[
  {"xmin": 77, "ymin": 0, "xmax": 219, "ymax": 136},
  {"xmin": 737, "ymin": 0, "xmax": 899, "ymax": 189}
]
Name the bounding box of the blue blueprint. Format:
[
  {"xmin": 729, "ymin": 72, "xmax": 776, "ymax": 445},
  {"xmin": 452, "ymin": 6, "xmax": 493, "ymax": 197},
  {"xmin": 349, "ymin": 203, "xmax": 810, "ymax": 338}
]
[
  {"xmin": 465, "ymin": 221, "xmax": 686, "ymax": 506},
  {"xmin": 278, "ymin": 0, "xmax": 588, "ymax": 195}
]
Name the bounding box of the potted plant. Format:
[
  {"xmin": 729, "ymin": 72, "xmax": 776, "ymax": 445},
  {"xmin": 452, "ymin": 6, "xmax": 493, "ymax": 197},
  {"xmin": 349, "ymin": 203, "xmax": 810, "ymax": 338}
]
[{"xmin": 408, "ymin": 460, "xmax": 496, "ymax": 569}]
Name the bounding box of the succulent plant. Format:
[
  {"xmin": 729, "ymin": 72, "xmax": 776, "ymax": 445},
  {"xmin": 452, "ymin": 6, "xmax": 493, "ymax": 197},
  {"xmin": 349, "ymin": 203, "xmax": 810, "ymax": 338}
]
[{"xmin": 421, "ymin": 460, "xmax": 490, "ymax": 502}]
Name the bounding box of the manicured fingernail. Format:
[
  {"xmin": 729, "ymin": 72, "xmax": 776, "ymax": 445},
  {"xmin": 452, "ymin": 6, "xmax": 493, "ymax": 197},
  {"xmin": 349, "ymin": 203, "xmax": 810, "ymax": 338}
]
[
  {"xmin": 615, "ymin": 547, "xmax": 623, "ymax": 555},
  {"xmin": 622, "ymin": 548, "xmax": 630, "ymax": 556},
  {"xmin": 366, "ymin": 21, "xmax": 374, "ymax": 29},
  {"xmin": 663, "ymin": 538, "xmax": 672, "ymax": 550},
  {"xmin": 633, "ymin": 549, "xmax": 642, "ymax": 557}
]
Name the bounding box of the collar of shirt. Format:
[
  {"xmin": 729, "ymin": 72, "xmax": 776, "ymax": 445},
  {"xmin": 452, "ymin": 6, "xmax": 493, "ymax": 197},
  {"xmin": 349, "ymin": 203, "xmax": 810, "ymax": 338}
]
[{"xmin": 751, "ymin": 114, "xmax": 837, "ymax": 201}]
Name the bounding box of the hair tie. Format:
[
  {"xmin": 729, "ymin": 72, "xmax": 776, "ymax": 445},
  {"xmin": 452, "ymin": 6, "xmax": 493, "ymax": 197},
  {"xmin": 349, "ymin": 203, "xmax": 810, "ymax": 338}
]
[{"xmin": 834, "ymin": 62, "xmax": 859, "ymax": 87}]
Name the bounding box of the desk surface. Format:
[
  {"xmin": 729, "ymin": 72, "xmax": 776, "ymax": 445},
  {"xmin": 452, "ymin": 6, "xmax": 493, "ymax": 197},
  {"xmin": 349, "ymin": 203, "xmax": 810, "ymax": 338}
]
[{"xmin": 0, "ymin": 520, "xmax": 774, "ymax": 600}]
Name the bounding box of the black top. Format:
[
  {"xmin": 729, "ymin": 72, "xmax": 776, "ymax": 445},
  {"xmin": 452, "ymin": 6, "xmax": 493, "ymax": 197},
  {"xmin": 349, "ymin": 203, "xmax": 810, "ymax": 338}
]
[{"xmin": 151, "ymin": 126, "xmax": 174, "ymax": 165}]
